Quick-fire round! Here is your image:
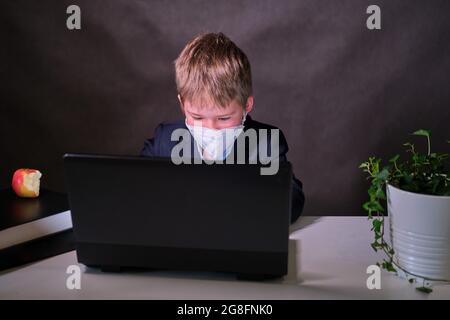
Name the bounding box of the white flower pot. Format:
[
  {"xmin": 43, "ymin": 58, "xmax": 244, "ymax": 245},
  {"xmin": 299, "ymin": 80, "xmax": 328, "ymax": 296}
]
[{"xmin": 387, "ymin": 184, "xmax": 450, "ymax": 281}]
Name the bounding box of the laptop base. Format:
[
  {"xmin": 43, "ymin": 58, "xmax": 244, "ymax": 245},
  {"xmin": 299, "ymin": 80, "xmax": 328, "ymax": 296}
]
[{"xmin": 77, "ymin": 242, "xmax": 287, "ymax": 279}]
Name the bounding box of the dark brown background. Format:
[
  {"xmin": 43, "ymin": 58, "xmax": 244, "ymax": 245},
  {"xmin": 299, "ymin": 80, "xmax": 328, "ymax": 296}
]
[{"xmin": 2, "ymin": 0, "xmax": 449, "ymax": 215}]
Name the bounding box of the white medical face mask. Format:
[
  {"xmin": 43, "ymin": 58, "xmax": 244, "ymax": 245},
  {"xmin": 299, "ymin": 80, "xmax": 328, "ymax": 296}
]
[{"xmin": 186, "ymin": 111, "xmax": 247, "ymax": 161}]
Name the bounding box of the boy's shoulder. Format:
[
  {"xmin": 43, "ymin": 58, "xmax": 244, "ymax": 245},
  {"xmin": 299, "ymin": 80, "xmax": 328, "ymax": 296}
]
[
  {"xmin": 244, "ymin": 115, "xmax": 280, "ymax": 131},
  {"xmin": 157, "ymin": 119, "xmax": 186, "ymax": 130}
]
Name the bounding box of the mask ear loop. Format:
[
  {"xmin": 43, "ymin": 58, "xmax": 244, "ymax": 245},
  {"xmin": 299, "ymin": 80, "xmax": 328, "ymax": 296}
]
[{"xmin": 242, "ymin": 110, "xmax": 248, "ymax": 126}]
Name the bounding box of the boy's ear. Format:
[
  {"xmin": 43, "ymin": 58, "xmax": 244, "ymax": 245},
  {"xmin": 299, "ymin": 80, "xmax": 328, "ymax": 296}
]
[{"xmin": 245, "ymin": 96, "xmax": 254, "ymax": 113}]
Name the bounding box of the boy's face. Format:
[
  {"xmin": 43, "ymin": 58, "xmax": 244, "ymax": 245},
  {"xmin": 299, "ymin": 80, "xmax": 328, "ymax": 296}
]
[{"xmin": 179, "ymin": 95, "xmax": 254, "ymax": 130}]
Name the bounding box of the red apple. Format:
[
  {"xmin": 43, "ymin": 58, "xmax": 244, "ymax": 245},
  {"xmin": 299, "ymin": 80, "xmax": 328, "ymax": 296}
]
[{"xmin": 12, "ymin": 168, "xmax": 42, "ymax": 198}]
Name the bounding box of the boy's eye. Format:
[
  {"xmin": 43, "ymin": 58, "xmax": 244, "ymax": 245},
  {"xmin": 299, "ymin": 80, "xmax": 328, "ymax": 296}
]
[
  {"xmin": 218, "ymin": 117, "xmax": 231, "ymax": 121},
  {"xmin": 192, "ymin": 116, "xmax": 203, "ymax": 120}
]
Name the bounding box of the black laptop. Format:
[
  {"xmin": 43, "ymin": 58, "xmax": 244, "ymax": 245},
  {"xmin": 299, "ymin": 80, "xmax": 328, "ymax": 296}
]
[{"xmin": 63, "ymin": 153, "xmax": 292, "ymax": 279}]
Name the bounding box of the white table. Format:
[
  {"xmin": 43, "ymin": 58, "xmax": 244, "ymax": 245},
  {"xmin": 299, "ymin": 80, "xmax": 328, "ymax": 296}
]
[{"xmin": 1, "ymin": 216, "xmax": 449, "ymax": 299}]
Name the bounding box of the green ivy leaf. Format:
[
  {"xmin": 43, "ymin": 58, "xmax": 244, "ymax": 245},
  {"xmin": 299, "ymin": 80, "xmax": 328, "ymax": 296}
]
[
  {"xmin": 389, "ymin": 154, "xmax": 400, "ymax": 163},
  {"xmin": 380, "ymin": 259, "xmax": 396, "ymax": 273},
  {"xmin": 412, "ymin": 129, "xmax": 431, "ymax": 138},
  {"xmin": 416, "ymin": 286, "xmax": 433, "ymax": 294},
  {"xmin": 376, "ymin": 168, "xmax": 390, "ymax": 181},
  {"xmin": 403, "ymin": 142, "xmax": 414, "ymax": 150},
  {"xmin": 375, "ymin": 187, "xmax": 386, "ymax": 200},
  {"xmin": 385, "ymin": 263, "xmax": 396, "ymax": 273},
  {"xmin": 372, "ymin": 219, "xmax": 382, "ymax": 233},
  {"xmin": 372, "ymin": 200, "xmax": 385, "ymax": 213},
  {"xmin": 362, "ymin": 201, "xmax": 372, "ymax": 211},
  {"xmin": 358, "ymin": 162, "xmax": 368, "ymax": 169},
  {"xmin": 370, "ymin": 242, "xmax": 379, "ymax": 252}
]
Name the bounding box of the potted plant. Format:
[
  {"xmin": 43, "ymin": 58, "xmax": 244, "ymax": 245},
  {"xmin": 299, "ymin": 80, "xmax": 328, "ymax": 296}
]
[{"xmin": 360, "ymin": 129, "xmax": 450, "ymax": 293}]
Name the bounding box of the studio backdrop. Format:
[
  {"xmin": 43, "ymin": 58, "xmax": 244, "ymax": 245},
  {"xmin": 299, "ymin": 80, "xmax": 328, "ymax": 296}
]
[{"xmin": 2, "ymin": 0, "xmax": 450, "ymax": 215}]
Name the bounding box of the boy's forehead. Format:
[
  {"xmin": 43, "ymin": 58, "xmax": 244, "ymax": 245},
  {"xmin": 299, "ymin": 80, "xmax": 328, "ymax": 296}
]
[{"xmin": 183, "ymin": 98, "xmax": 241, "ymax": 115}]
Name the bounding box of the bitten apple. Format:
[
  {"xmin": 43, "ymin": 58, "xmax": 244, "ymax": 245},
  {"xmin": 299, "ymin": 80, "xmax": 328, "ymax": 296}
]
[{"xmin": 12, "ymin": 169, "xmax": 42, "ymax": 198}]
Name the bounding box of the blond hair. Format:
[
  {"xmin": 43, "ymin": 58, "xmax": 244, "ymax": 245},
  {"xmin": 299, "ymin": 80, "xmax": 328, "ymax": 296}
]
[{"xmin": 174, "ymin": 32, "xmax": 252, "ymax": 109}]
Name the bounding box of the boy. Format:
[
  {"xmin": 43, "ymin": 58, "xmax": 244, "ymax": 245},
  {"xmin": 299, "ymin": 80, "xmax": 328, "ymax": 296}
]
[{"xmin": 140, "ymin": 32, "xmax": 305, "ymax": 223}]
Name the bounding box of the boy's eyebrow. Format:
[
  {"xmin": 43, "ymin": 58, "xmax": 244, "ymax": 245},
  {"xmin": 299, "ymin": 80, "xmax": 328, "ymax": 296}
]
[
  {"xmin": 187, "ymin": 111, "xmax": 204, "ymax": 117},
  {"xmin": 216, "ymin": 112, "xmax": 234, "ymax": 117}
]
